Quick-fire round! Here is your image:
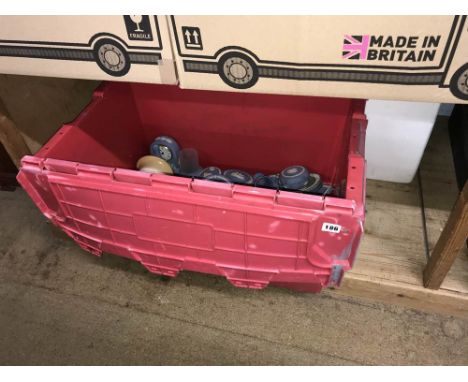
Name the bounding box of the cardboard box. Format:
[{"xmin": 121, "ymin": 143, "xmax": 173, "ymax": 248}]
[
  {"xmin": 0, "ymin": 16, "xmax": 177, "ymax": 84},
  {"xmin": 169, "ymin": 16, "xmax": 468, "ymax": 103}
]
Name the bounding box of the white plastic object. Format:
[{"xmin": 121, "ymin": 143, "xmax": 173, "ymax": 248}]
[{"xmin": 365, "ymin": 100, "xmax": 440, "ymax": 183}]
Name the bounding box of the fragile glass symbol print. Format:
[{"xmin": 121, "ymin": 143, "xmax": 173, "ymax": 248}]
[
  {"xmin": 123, "ymin": 15, "xmax": 153, "ymax": 41},
  {"xmin": 130, "ymin": 15, "xmax": 144, "ymax": 32}
]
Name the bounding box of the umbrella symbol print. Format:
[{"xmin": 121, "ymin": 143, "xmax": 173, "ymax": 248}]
[{"xmin": 130, "ymin": 15, "xmax": 144, "ymax": 32}]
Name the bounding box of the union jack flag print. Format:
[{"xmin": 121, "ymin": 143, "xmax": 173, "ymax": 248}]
[{"xmin": 342, "ymin": 35, "xmax": 370, "ymax": 60}]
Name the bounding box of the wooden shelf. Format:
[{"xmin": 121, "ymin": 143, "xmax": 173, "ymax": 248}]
[{"xmin": 331, "ymin": 118, "xmax": 468, "ymax": 318}]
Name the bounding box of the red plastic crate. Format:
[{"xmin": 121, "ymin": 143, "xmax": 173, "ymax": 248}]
[{"xmin": 18, "ymin": 83, "xmax": 367, "ymax": 292}]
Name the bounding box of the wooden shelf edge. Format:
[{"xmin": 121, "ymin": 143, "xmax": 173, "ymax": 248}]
[{"xmin": 331, "ymin": 273, "xmax": 468, "ymax": 319}]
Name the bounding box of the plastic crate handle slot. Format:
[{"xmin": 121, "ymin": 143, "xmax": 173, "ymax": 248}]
[
  {"xmin": 190, "ymin": 178, "xmax": 233, "ymax": 197},
  {"xmin": 276, "ymin": 191, "xmax": 325, "ymax": 210},
  {"xmin": 112, "ymin": 168, "xmax": 152, "ymax": 185},
  {"xmin": 232, "ymin": 186, "xmax": 277, "ymax": 205}
]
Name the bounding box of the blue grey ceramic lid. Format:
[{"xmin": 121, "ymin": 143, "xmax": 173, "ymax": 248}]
[
  {"xmin": 200, "ymin": 166, "xmax": 222, "ymax": 178},
  {"xmin": 300, "ymin": 173, "xmax": 323, "ymax": 193},
  {"xmin": 224, "ymin": 169, "xmax": 254, "ymax": 185},
  {"xmin": 279, "ymin": 165, "xmax": 310, "ymax": 189},
  {"xmin": 150, "ymin": 136, "xmax": 180, "ymax": 165}
]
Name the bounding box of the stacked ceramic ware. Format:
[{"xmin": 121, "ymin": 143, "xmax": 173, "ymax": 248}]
[{"xmin": 136, "ymin": 135, "xmax": 330, "ymax": 195}]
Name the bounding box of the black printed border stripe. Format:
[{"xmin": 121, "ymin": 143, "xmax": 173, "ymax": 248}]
[
  {"xmin": 0, "ymin": 45, "xmax": 95, "ymax": 61},
  {"xmin": 0, "ymin": 45, "xmax": 161, "ymax": 64},
  {"xmin": 183, "ymin": 60, "xmax": 443, "ymax": 85}
]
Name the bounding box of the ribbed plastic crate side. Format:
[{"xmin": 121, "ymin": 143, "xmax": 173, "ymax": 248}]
[
  {"xmin": 345, "ymin": 108, "xmax": 368, "ymax": 215},
  {"xmin": 17, "ymin": 83, "xmax": 368, "ymax": 293},
  {"xmin": 17, "ymin": 125, "xmax": 367, "ymax": 293},
  {"xmin": 310, "ymin": 104, "xmax": 367, "ymax": 287},
  {"xmin": 340, "ymin": 107, "xmax": 368, "ymax": 275},
  {"xmin": 17, "ymin": 156, "xmax": 65, "ymax": 224},
  {"xmin": 19, "ymin": 155, "xmax": 349, "ymax": 291}
]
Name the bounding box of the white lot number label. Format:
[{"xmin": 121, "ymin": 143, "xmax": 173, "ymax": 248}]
[{"xmin": 322, "ymin": 223, "xmax": 342, "ymax": 233}]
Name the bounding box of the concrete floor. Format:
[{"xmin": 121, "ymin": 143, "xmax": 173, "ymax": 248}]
[{"xmin": 1, "ymin": 189, "xmax": 467, "ymax": 365}]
